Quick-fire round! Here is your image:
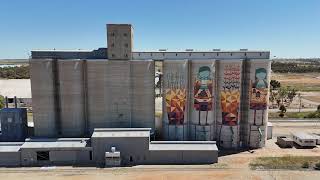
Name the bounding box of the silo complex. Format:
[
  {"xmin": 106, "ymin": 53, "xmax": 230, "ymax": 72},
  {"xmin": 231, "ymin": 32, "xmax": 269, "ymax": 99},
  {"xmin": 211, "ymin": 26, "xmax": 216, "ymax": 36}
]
[
  {"xmin": 162, "ymin": 60, "xmax": 189, "ymax": 140},
  {"xmin": 189, "ymin": 60, "xmax": 215, "ymax": 141},
  {"xmin": 130, "ymin": 60, "xmax": 155, "ymax": 129},
  {"xmin": 58, "ymin": 60, "xmax": 85, "ymax": 137},
  {"xmin": 216, "ymin": 60, "xmax": 242, "ymax": 149},
  {"xmin": 30, "ymin": 59, "xmax": 57, "ymax": 137},
  {"xmin": 30, "ymin": 24, "xmax": 271, "ymax": 150}
]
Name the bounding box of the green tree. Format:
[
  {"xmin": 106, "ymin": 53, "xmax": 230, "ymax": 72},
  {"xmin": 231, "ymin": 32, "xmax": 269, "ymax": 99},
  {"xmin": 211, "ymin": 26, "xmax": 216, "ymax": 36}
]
[
  {"xmin": 0, "ymin": 95, "xmax": 5, "ymax": 109},
  {"xmin": 0, "ymin": 65, "xmax": 30, "ymax": 79},
  {"xmin": 279, "ymin": 104, "xmax": 287, "ymax": 113},
  {"xmin": 270, "ymin": 80, "xmax": 281, "ymax": 90},
  {"xmin": 278, "ymin": 87, "xmax": 288, "ymax": 104},
  {"xmin": 287, "ymin": 88, "xmax": 297, "ymax": 103}
]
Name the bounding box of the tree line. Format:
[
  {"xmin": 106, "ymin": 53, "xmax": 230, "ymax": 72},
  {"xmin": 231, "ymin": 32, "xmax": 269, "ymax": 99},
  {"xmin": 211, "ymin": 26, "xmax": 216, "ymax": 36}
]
[
  {"xmin": 271, "ymin": 61, "xmax": 320, "ymax": 73},
  {"xmin": 0, "ymin": 66, "xmax": 30, "ymax": 79}
]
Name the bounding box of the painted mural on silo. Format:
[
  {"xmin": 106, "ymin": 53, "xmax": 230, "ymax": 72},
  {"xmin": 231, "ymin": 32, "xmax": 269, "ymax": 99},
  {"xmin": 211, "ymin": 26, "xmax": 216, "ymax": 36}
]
[
  {"xmin": 216, "ymin": 60, "xmax": 242, "ymax": 148},
  {"xmin": 221, "ymin": 63, "xmax": 241, "ymax": 126},
  {"xmin": 190, "ymin": 60, "xmax": 215, "ymax": 140},
  {"xmin": 163, "ymin": 60, "xmax": 188, "ymax": 140},
  {"xmin": 248, "ymin": 60, "xmax": 271, "ymax": 148},
  {"xmin": 250, "ymin": 68, "xmax": 268, "ymax": 125}
]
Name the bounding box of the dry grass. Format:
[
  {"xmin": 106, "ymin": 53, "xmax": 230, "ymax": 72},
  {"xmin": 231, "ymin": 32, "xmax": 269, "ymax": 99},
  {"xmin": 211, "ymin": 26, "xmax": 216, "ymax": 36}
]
[
  {"xmin": 250, "ymin": 156, "xmax": 320, "ymax": 170},
  {"xmin": 271, "ymin": 73, "xmax": 320, "ymax": 91},
  {"xmin": 268, "ymin": 112, "xmax": 314, "ymax": 119},
  {"xmin": 303, "ymin": 96, "xmax": 320, "ymax": 103}
]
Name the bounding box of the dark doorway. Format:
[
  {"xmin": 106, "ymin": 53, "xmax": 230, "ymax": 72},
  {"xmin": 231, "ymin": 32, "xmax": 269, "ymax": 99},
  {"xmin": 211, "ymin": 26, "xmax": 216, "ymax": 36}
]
[{"xmin": 36, "ymin": 151, "xmax": 50, "ymax": 161}]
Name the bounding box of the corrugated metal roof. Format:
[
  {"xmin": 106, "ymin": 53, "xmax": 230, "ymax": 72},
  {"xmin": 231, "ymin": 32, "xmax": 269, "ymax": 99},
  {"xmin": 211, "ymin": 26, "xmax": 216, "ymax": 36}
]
[
  {"xmin": 21, "ymin": 138, "xmax": 90, "ymax": 149},
  {"xmin": 149, "ymin": 141, "xmax": 218, "ymax": 151},
  {"xmin": 0, "ymin": 79, "xmax": 31, "ymax": 98},
  {"xmin": 92, "ymin": 128, "xmax": 151, "ymax": 138},
  {"xmin": 0, "ymin": 142, "xmax": 23, "ymax": 152},
  {"xmin": 292, "ymin": 132, "xmax": 316, "ymax": 139}
]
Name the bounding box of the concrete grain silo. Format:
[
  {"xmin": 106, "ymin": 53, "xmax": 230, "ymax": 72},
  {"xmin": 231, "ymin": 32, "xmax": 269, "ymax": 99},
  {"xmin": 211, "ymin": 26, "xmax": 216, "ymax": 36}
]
[
  {"xmin": 86, "ymin": 60, "xmax": 109, "ymax": 134},
  {"xmin": 246, "ymin": 60, "xmax": 271, "ymax": 148},
  {"xmin": 30, "ymin": 59, "xmax": 57, "ymax": 137},
  {"xmin": 162, "ymin": 60, "xmax": 189, "ymax": 140},
  {"xmin": 130, "ymin": 60, "xmax": 155, "ymax": 130},
  {"xmin": 189, "ymin": 60, "xmax": 216, "ymax": 141},
  {"xmin": 58, "ymin": 59, "xmax": 85, "ymax": 137},
  {"xmin": 216, "ymin": 60, "xmax": 242, "ymax": 149},
  {"xmin": 104, "ymin": 60, "xmax": 131, "ymax": 127}
]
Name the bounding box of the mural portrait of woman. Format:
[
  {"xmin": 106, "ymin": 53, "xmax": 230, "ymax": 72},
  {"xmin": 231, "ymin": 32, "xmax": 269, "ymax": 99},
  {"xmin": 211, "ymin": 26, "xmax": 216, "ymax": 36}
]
[
  {"xmin": 250, "ymin": 68, "xmax": 268, "ymax": 110},
  {"xmin": 194, "ymin": 66, "xmax": 213, "ymax": 125},
  {"xmin": 250, "ymin": 67, "xmax": 268, "ymax": 125}
]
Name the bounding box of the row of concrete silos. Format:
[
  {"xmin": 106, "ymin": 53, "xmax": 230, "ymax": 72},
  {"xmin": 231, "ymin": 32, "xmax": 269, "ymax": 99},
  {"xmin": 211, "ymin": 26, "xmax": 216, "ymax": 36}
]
[
  {"xmin": 31, "ymin": 59, "xmax": 155, "ymax": 137},
  {"xmin": 162, "ymin": 59, "xmax": 270, "ymax": 149},
  {"xmin": 31, "ymin": 58, "xmax": 270, "ymax": 148}
]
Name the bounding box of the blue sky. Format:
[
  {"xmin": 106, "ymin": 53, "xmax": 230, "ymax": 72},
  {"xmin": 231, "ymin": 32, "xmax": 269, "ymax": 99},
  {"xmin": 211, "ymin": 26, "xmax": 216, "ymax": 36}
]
[{"xmin": 1, "ymin": 0, "xmax": 320, "ymax": 59}]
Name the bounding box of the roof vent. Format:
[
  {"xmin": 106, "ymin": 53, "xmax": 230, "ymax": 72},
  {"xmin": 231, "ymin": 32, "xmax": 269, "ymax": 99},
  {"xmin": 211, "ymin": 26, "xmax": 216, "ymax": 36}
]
[
  {"xmin": 111, "ymin": 147, "xmax": 116, "ymax": 152},
  {"xmin": 186, "ymin": 49, "xmax": 193, "ymax": 51},
  {"xmin": 240, "ymin": 49, "xmax": 248, "ymax": 51},
  {"xmin": 213, "ymin": 49, "xmax": 220, "ymax": 51},
  {"xmin": 159, "ymin": 49, "xmax": 167, "ymax": 51}
]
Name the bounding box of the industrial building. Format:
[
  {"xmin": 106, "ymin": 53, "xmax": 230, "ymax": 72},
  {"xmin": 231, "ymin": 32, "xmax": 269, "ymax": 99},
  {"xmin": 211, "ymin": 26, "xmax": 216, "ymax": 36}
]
[
  {"xmin": 0, "ymin": 128, "xmax": 217, "ymax": 167},
  {"xmin": 0, "ymin": 24, "xmax": 271, "ymax": 167}
]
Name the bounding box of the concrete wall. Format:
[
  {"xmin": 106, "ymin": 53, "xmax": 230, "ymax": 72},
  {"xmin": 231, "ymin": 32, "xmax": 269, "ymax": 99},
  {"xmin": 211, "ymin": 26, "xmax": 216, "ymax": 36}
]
[
  {"xmin": 30, "ymin": 59, "xmax": 57, "ymax": 137},
  {"xmin": 58, "ymin": 60, "xmax": 85, "ymax": 137},
  {"xmin": 49, "ymin": 150, "xmax": 92, "ymax": 165},
  {"xmin": 130, "ymin": 60, "xmax": 155, "ymax": 129},
  {"xmin": 92, "ymin": 136, "xmax": 150, "ymax": 166},
  {"xmin": 104, "ymin": 60, "xmax": 131, "ymax": 127},
  {"xmin": 107, "ymin": 24, "xmax": 133, "ymax": 60},
  {"xmin": 86, "ymin": 60, "xmax": 156, "ymax": 134},
  {"xmin": 0, "ymin": 152, "xmax": 21, "ymax": 166},
  {"xmin": 20, "ymin": 148, "xmax": 92, "ymax": 166},
  {"xmin": 162, "ymin": 60, "xmax": 189, "ymax": 140},
  {"xmin": 0, "ymin": 108, "xmax": 27, "ymax": 142},
  {"xmin": 147, "ymin": 150, "xmax": 217, "ymax": 164},
  {"xmin": 216, "ymin": 60, "xmax": 242, "ymax": 149},
  {"xmin": 189, "ymin": 60, "xmax": 216, "ymax": 141},
  {"xmin": 87, "ymin": 60, "xmax": 109, "ymax": 134}
]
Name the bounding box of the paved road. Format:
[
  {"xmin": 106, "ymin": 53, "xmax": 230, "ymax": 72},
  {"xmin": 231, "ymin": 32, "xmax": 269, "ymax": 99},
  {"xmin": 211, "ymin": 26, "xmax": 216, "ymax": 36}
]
[
  {"xmin": 269, "ymin": 108, "xmax": 317, "ymax": 112},
  {"xmin": 269, "ymin": 119, "xmax": 320, "ymax": 123}
]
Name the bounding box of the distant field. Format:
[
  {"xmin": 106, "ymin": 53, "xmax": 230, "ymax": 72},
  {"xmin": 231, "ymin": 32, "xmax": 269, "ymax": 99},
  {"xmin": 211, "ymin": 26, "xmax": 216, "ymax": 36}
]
[
  {"xmin": 271, "ymin": 73, "xmax": 320, "ymax": 91},
  {"xmin": 0, "ymin": 59, "xmax": 29, "ymax": 65}
]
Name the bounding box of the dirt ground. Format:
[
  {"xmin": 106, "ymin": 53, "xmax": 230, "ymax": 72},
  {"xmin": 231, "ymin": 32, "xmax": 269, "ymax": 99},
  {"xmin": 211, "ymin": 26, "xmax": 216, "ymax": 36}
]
[
  {"xmin": 272, "ymin": 121, "xmax": 320, "ymax": 136},
  {"xmin": 1, "ymin": 168, "xmax": 320, "ymax": 180}
]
